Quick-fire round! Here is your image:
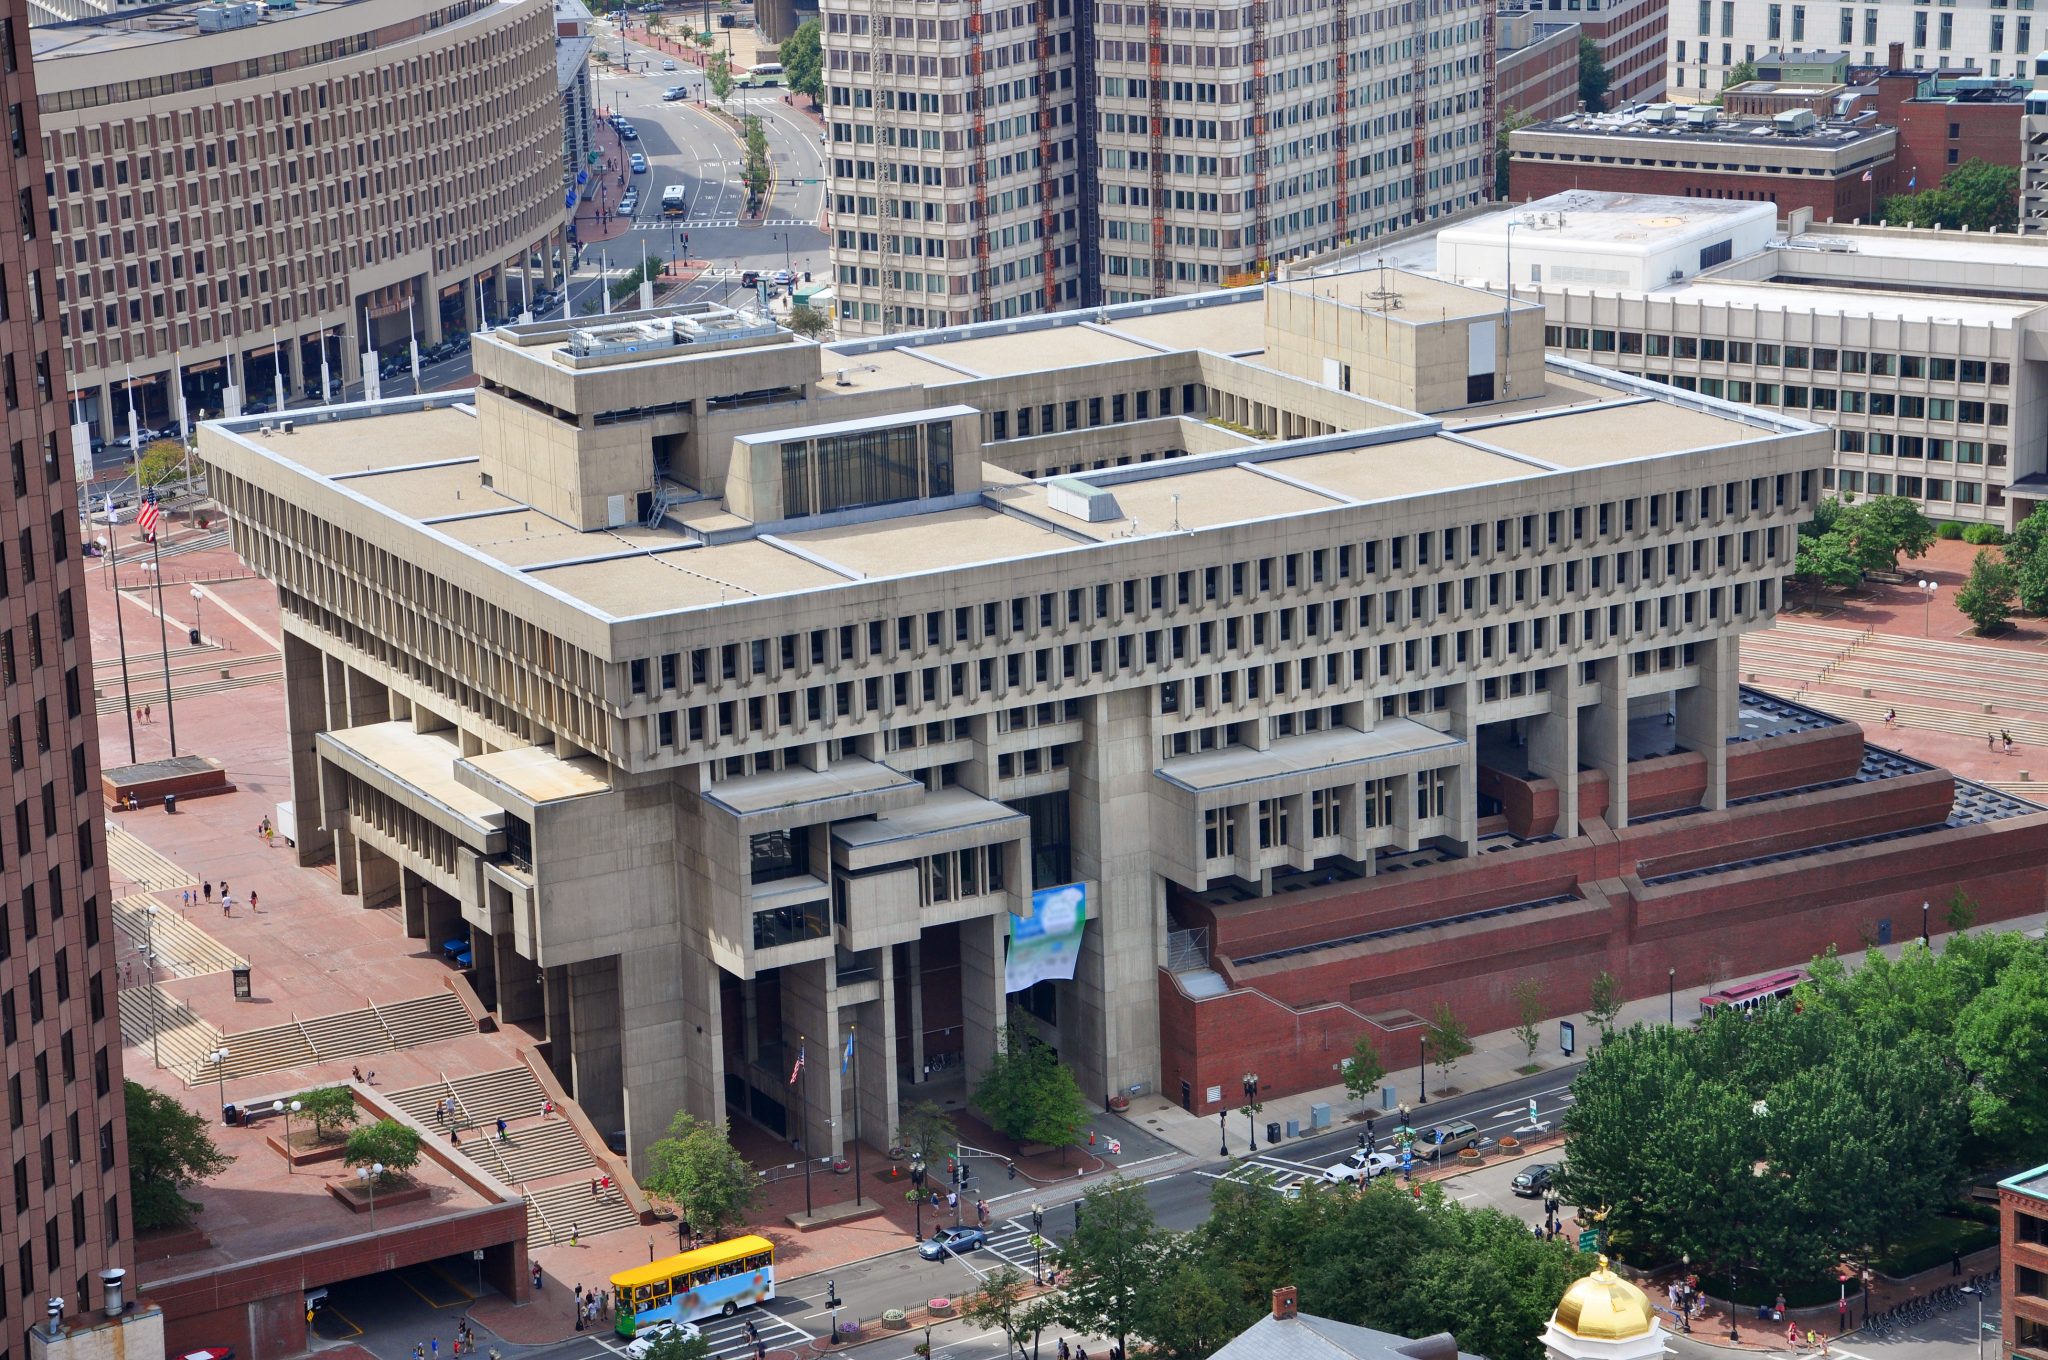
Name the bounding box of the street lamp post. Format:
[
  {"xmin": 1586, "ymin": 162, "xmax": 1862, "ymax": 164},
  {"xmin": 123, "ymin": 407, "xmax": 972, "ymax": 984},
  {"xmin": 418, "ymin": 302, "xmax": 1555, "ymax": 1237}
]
[
  {"xmin": 1241, "ymin": 1073, "xmax": 1260, "ymax": 1152},
  {"xmin": 143, "ymin": 905, "xmax": 161, "ymax": 1068},
  {"xmin": 275, "ymin": 1099, "xmax": 302, "ymax": 1171},
  {"xmin": 1919, "ymin": 579, "xmax": 1937, "ymax": 636},
  {"xmin": 1668, "ymin": 967, "xmax": 1676, "ymax": 1025},
  {"xmin": 1030, "ymin": 1204, "xmax": 1045, "ymax": 1284},
  {"xmin": 189, "ymin": 586, "xmax": 205, "ymax": 644},
  {"xmin": 1218, "ymin": 1109, "xmax": 1228, "ymax": 1157},
  {"xmin": 356, "ymin": 1163, "xmax": 385, "ymax": 1228},
  {"xmin": 210, "ymin": 1047, "xmax": 229, "ymax": 1120},
  {"xmin": 1923, "ymin": 898, "xmax": 1932, "ymax": 946},
  {"xmin": 1961, "ymin": 1284, "xmax": 1986, "ymax": 1360},
  {"xmin": 1729, "ymin": 1268, "xmax": 1740, "ymax": 1342},
  {"xmin": 1417, "ymin": 1036, "xmax": 1429, "ymax": 1105}
]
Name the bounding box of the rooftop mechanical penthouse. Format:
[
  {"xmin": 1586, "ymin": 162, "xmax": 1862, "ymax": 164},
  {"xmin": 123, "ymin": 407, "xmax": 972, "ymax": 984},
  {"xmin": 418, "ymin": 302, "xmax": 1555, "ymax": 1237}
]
[{"xmin": 195, "ymin": 272, "xmax": 2048, "ymax": 1165}]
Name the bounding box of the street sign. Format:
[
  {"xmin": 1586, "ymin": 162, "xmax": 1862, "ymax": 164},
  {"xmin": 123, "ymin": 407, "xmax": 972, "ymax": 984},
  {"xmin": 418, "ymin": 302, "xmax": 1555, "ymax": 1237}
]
[
  {"xmin": 1529, "ymin": 1098, "xmax": 1539, "ymax": 1124},
  {"xmin": 1578, "ymin": 1230, "xmax": 1600, "ymax": 1252}
]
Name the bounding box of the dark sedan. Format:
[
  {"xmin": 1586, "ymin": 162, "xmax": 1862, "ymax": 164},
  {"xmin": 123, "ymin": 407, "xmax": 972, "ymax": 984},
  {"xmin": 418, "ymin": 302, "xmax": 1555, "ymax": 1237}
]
[{"xmin": 1511, "ymin": 1163, "xmax": 1557, "ymax": 1197}]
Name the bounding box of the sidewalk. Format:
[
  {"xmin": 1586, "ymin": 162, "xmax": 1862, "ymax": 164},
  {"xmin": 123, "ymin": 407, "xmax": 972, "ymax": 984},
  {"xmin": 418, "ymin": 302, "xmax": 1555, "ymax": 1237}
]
[
  {"xmin": 1123, "ymin": 912, "xmax": 2048, "ymax": 1159},
  {"xmin": 1661, "ymin": 1244, "xmax": 2001, "ymax": 1352}
]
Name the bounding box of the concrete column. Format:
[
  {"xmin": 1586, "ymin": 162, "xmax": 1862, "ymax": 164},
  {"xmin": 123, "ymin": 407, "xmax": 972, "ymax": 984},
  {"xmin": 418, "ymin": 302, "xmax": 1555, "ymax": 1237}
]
[
  {"xmin": 958, "ymin": 915, "xmax": 1006, "ymax": 1090},
  {"xmin": 342, "ymin": 664, "xmax": 390, "ymax": 727},
  {"xmin": 1524, "ymin": 672, "xmax": 1579, "ymax": 837},
  {"xmin": 422, "ymin": 882, "xmax": 463, "ymax": 949},
  {"xmin": 1582, "ymin": 659, "xmax": 1631, "ymax": 829},
  {"xmin": 471, "ymin": 921, "xmax": 499, "ymax": 1011},
  {"xmin": 281, "ymin": 632, "xmax": 334, "ymax": 866},
  {"xmin": 1676, "ymin": 636, "xmax": 1736, "ymax": 812},
  {"xmin": 1439, "ymin": 678, "xmax": 1480, "ymax": 855},
  {"xmin": 543, "ymin": 964, "xmax": 573, "ymax": 1091},
  {"xmin": 355, "ymin": 840, "xmax": 399, "ymax": 909},
  {"xmin": 567, "ymin": 956, "xmax": 625, "ymax": 1138},
  {"xmin": 673, "ymin": 942, "xmax": 727, "ymax": 1145},
  {"xmin": 400, "ymin": 868, "xmax": 427, "ymax": 939},
  {"xmin": 616, "ymin": 942, "xmax": 691, "ymax": 1175},
  {"xmin": 778, "ymin": 958, "xmax": 844, "ymax": 1160},
  {"xmin": 496, "ymin": 927, "xmax": 544, "ymax": 1026},
  {"xmin": 905, "ymin": 939, "xmax": 926, "ymax": 1085},
  {"xmin": 1065, "ymin": 686, "xmax": 1163, "ymax": 1107},
  {"xmin": 850, "ymin": 951, "xmax": 900, "ymax": 1152}
]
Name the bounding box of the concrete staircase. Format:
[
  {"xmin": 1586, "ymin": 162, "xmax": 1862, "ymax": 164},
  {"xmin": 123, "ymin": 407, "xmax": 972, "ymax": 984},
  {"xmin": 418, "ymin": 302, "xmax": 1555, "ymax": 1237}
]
[
  {"xmin": 116, "ymin": 985, "xmax": 226, "ymax": 1078},
  {"xmin": 390, "ymin": 1067, "xmax": 641, "ymax": 1247},
  {"xmin": 105, "ymin": 823, "xmax": 195, "ymax": 894},
  {"xmin": 381, "ymin": 992, "xmax": 475, "ymax": 1047},
  {"xmin": 111, "ymin": 896, "xmax": 246, "ymax": 978}
]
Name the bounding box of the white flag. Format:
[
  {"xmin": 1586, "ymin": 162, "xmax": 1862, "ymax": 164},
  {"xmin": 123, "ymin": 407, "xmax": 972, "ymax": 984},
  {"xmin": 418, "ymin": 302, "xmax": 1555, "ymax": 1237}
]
[{"xmin": 103, "ymin": 494, "xmax": 119, "ymax": 524}]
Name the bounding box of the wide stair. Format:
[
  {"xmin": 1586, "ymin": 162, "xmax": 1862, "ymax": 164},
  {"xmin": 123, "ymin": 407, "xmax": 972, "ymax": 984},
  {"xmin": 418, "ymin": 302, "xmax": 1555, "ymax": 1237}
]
[
  {"xmin": 381, "ymin": 992, "xmax": 475, "ymax": 1047},
  {"xmin": 112, "ymin": 896, "xmax": 246, "ymax": 978},
  {"xmin": 390, "ymin": 1066, "xmax": 640, "ymax": 1246},
  {"xmin": 105, "ymin": 823, "xmax": 195, "ymax": 894},
  {"xmin": 116, "ymin": 985, "xmax": 226, "ymax": 1079}
]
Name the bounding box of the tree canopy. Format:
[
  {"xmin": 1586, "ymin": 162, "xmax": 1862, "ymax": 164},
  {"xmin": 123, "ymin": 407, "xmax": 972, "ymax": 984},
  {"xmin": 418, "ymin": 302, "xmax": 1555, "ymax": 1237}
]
[
  {"xmin": 972, "ymin": 1021, "xmax": 1088, "ymax": 1150},
  {"xmin": 1577, "ymin": 38, "xmax": 1611, "ymax": 113},
  {"xmin": 344, "ymin": 1118, "xmax": 422, "ymax": 1183},
  {"xmin": 778, "ymin": 20, "xmax": 823, "ymax": 102},
  {"xmin": 1793, "ymin": 495, "xmax": 1937, "ymax": 602},
  {"xmin": 1713, "ymin": 60, "xmax": 1758, "ymax": 104},
  {"xmin": 126, "ymin": 1080, "xmax": 231, "ymax": 1231},
  {"xmin": 1955, "ymin": 547, "xmax": 2017, "ymax": 634},
  {"xmin": 1341, "ymin": 1033, "xmax": 1386, "ymax": 1106},
  {"xmin": 642, "ymin": 1112, "xmax": 760, "ymax": 1239},
  {"xmin": 1882, "ymin": 159, "xmax": 2019, "ymax": 233},
  {"xmin": 2000, "ymin": 502, "xmax": 2048, "ymax": 613},
  {"xmin": 1051, "ymin": 1176, "xmax": 1160, "ymax": 1356}
]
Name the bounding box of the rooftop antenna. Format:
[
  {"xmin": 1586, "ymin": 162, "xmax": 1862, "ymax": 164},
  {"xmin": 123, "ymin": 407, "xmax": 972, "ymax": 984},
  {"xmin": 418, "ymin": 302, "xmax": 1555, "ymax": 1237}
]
[
  {"xmin": 1367, "ymin": 255, "xmax": 1403, "ymax": 311},
  {"xmin": 1169, "ymin": 492, "xmax": 1182, "ymax": 533}
]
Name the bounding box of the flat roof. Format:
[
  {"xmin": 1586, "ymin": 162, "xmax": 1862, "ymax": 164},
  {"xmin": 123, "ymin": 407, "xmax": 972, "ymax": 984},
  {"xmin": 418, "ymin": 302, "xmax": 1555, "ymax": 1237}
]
[
  {"xmin": 528, "ymin": 539, "xmax": 851, "ymax": 613},
  {"xmin": 2001, "ymin": 1163, "xmax": 2048, "ymax": 1204},
  {"xmin": 1466, "ymin": 399, "xmax": 1775, "ymax": 466},
  {"xmin": 345, "ymin": 460, "xmax": 521, "ymax": 521},
  {"xmin": 778, "ymin": 506, "xmax": 1084, "ymax": 578},
  {"xmin": 1156, "ymin": 718, "xmax": 1464, "ymax": 793},
  {"xmin": 901, "ymin": 325, "xmax": 1162, "ymax": 377},
  {"xmin": 1271, "ymin": 268, "xmax": 1517, "ymax": 323},
  {"xmin": 1443, "ymin": 194, "xmax": 1775, "ymax": 250},
  {"xmin": 1519, "ymin": 111, "xmax": 1891, "ymax": 152},
  {"xmin": 1666, "ymin": 276, "xmax": 2037, "ymax": 326},
  {"xmin": 1276, "ymin": 436, "xmax": 1549, "ymax": 500},
  {"xmin": 1100, "ymin": 301, "xmax": 1269, "ymax": 356},
  {"xmin": 319, "ymin": 723, "xmax": 506, "ymax": 830},
  {"xmin": 462, "ymin": 747, "xmax": 612, "ymax": 805},
  {"xmin": 262, "ymin": 404, "xmax": 486, "ymax": 478}
]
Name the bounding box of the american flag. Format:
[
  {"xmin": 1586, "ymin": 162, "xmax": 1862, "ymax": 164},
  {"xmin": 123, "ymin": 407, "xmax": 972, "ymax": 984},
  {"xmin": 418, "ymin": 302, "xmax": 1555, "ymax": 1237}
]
[
  {"xmin": 788, "ymin": 1042, "xmax": 806, "ymax": 1086},
  {"xmin": 136, "ymin": 494, "xmax": 160, "ymax": 540}
]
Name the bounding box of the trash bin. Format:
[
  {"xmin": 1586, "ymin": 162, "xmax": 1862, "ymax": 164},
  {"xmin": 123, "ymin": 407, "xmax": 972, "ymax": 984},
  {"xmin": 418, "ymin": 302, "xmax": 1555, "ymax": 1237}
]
[
  {"xmin": 163, "ymin": 794, "xmax": 175, "ymax": 815},
  {"xmin": 188, "ymin": 627, "xmax": 200, "ymax": 645},
  {"xmin": 223, "ymin": 1104, "xmax": 240, "ymax": 1126},
  {"xmin": 1266, "ymin": 1121, "xmax": 1282, "ymax": 1144}
]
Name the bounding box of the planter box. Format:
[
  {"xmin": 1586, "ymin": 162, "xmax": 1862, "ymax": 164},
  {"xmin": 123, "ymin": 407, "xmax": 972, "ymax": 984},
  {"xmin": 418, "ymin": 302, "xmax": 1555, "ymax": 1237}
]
[
  {"xmin": 267, "ymin": 1134, "xmax": 348, "ymax": 1167},
  {"xmin": 327, "ymin": 1177, "xmax": 431, "ymax": 1214}
]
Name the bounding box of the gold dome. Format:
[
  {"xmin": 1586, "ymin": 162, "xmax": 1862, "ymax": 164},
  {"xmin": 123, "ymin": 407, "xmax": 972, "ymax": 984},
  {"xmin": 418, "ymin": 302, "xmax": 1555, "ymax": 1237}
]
[{"xmin": 1552, "ymin": 1257, "xmax": 1657, "ymax": 1342}]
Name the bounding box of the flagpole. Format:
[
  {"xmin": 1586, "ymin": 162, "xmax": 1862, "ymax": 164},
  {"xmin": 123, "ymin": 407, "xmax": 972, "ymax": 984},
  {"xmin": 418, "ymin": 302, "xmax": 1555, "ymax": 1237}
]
[
  {"xmin": 148, "ymin": 515, "xmax": 178, "ymax": 758},
  {"xmin": 850, "ymin": 1025, "xmax": 864, "ymax": 1207},
  {"xmin": 799, "ymin": 1034, "xmax": 813, "ymax": 1217},
  {"xmin": 108, "ymin": 524, "xmax": 137, "ymax": 763}
]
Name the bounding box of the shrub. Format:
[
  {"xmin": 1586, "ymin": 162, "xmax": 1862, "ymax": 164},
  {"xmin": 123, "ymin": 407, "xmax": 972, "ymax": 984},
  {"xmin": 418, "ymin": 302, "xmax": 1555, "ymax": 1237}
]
[
  {"xmin": 1963, "ymin": 523, "xmax": 2007, "ymax": 546},
  {"xmin": 297, "ymin": 1086, "xmax": 358, "ymax": 1140},
  {"xmin": 343, "ymin": 1119, "xmax": 422, "ymax": 1184},
  {"xmin": 1937, "ymin": 521, "xmax": 1967, "ymax": 540}
]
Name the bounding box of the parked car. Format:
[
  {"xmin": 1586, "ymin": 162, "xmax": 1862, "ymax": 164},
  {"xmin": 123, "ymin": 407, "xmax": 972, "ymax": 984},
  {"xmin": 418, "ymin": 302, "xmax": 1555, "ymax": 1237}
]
[
  {"xmin": 618, "ymin": 123, "xmax": 640, "ymax": 140},
  {"xmin": 626, "ymin": 1322, "xmax": 700, "ymax": 1360},
  {"xmin": 739, "ymin": 269, "xmax": 761, "ymax": 288},
  {"xmin": 630, "ymin": 152, "xmax": 649, "ymax": 173},
  {"xmin": 1322, "ymin": 1149, "xmax": 1397, "ymax": 1184},
  {"xmin": 1422, "ymin": 1119, "xmax": 1483, "ymax": 1154},
  {"xmin": 1511, "ymin": 1163, "xmax": 1558, "ymax": 1197},
  {"xmin": 619, "ymin": 192, "xmax": 640, "ymax": 215},
  {"xmin": 917, "ymin": 1225, "xmax": 987, "ymax": 1260}
]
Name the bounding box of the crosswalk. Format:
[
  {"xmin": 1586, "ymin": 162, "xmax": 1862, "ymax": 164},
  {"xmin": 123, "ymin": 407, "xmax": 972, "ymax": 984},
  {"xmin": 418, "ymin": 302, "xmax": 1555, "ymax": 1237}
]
[
  {"xmin": 600, "ymin": 1307, "xmax": 813, "ymax": 1360},
  {"xmin": 1200, "ymin": 1151, "xmax": 1334, "ymax": 1195},
  {"xmin": 981, "ymin": 1217, "xmax": 1054, "ymax": 1274},
  {"xmin": 629, "ymin": 218, "xmax": 813, "ymax": 230}
]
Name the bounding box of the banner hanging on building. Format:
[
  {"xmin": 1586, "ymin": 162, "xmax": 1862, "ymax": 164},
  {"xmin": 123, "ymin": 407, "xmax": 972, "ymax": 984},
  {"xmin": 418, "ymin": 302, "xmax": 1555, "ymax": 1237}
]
[{"xmin": 1005, "ymin": 883, "xmax": 1087, "ymax": 992}]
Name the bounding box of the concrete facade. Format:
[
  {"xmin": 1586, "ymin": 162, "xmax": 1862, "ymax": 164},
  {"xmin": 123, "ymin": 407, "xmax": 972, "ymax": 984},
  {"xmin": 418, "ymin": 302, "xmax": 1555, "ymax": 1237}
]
[
  {"xmin": 1668, "ymin": 0, "xmax": 2036, "ymax": 101},
  {"xmin": 820, "ymin": 0, "xmax": 1497, "ymax": 334},
  {"xmin": 28, "ymin": 0, "xmax": 569, "ymax": 444},
  {"xmin": 1441, "ymin": 192, "xmax": 2048, "ymax": 529},
  {"xmin": 0, "ymin": 0, "xmax": 134, "ymax": 1351},
  {"xmin": 199, "ymin": 270, "xmax": 1839, "ymax": 1165},
  {"xmin": 1498, "ymin": 14, "xmax": 1584, "ymax": 126}
]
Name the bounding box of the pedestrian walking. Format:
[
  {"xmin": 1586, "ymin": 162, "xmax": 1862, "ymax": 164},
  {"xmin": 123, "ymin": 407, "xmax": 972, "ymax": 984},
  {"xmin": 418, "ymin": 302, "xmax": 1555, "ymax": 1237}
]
[
  {"xmin": 2004, "ymin": 732, "xmax": 2015, "ymax": 756},
  {"xmin": 221, "ymin": 894, "xmax": 231, "ymax": 917},
  {"xmin": 1989, "ymin": 732, "xmax": 1998, "ymax": 752},
  {"xmin": 219, "ymin": 879, "xmax": 228, "ymax": 898},
  {"xmin": 1952, "ymin": 1247, "xmax": 1964, "ymax": 1276},
  {"xmin": 1838, "ymin": 1296, "xmax": 1848, "ymax": 1334},
  {"xmin": 946, "ymin": 1190, "xmax": 957, "ymax": 1212},
  {"xmin": 746, "ymin": 1321, "xmax": 760, "ymax": 1345},
  {"xmin": 531, "ymin": 1262, "xmax": 543, "ymax": 1290},
  {"xmin": 249, "ymin": 890, "xmax": 258, "ymax": 911},
  {"xmin": 496, "ymin": 1117, "xmax": 509, "ymax": 1143},
  {"xmin": 753, "ymin": 1342, "xmax": 766, "ymax": 1360},
  {"xmin": 1884, "ymin": 708, "xmax": 1896, "ymax": 728},
  {"xmin": 203, "ymin": 881, "xmax": 213, "ymax": 902},
  {"xmin": 436, "ymin": 1100, "xmax": 446, "ymax": 1128},
  {"xmin": 1057, "ymin": 1339, "xmax": 1071, "ymax": 1360},
  {"xmin": 432, "ymin": 1338, "xmax": 439, "ymax": 1359},
  {"xmin": 570, "ymin": 1223, "xmax": 580, "ymax": 1248}
]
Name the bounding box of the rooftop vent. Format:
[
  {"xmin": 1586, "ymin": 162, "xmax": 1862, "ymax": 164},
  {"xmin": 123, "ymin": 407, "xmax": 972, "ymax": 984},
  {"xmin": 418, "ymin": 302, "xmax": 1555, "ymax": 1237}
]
[
  {"xmin": 1047, "ymin": 477, "xmax": 1123, "ymax": 524},
  {"xmin": 1774, "ymin": 107, "xmax": 1819, "ymax": 133}
]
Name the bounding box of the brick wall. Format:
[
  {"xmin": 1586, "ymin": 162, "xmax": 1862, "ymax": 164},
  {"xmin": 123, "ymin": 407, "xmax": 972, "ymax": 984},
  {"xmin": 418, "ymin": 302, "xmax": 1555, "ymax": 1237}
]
[
  {"xmin": 1508, "ymin": 158, "xmax": 1887, "ymax": 221},
  {"xmin": 1871, "ymin": 73, "xmax": 2021, "ymax": 200}
]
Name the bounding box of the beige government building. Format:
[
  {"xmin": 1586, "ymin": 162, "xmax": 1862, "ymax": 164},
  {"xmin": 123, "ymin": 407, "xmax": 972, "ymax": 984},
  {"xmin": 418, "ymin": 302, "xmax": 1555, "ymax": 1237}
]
[
  {"xmin": 198, "ymin": 267, "xmax": 1829, "ymax": 1166},
  {"xmin": 28, "ymin": 0, "xmax": 568, "ymax": 442}
]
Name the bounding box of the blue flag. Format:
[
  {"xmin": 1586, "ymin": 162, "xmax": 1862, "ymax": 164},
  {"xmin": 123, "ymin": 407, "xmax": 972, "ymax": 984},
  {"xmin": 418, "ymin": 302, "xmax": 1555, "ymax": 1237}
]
[{"xmin": 841, "ymin": 1029, "xmax": 856, "ymax": 1074}]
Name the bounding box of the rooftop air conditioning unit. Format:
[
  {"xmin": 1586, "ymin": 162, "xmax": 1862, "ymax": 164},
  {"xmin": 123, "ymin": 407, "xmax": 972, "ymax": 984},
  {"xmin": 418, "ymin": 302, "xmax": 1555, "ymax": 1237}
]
[
  {"xmin": 1683, "ymin": 105, "xmax": 1719, "ymax": 128},
  {"xmin": 1774, "ymin": 108, "xmax": 1818, "ymax": 133}
]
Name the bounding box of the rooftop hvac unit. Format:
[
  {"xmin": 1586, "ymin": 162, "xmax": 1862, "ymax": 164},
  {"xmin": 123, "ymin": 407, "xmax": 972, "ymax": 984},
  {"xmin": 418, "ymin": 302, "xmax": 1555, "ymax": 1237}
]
[
  {"xmin": 1683, "ymin": 105, "xmax": 1719, "ymax": 128},
  {"xmin": 195, "ymin": 1, "xmax": 260, "ymax": 31},
  {"xmin": 1774, "ymin": 108, "xmax": 1819, "ymax": 133}
]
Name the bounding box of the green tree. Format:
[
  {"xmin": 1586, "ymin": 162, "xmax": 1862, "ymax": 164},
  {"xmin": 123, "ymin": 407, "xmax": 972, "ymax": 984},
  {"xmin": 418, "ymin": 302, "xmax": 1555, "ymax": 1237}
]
[
  {"xmin": 1794, "ymin": 528, "xmax": 1862, "ymax": 605},
  {"xmin": 126, "ymin": 1080, "xmax": 232, "ymax": 1231},
  {"xmin": 2004, "ymin": 503, "xmax": 2048, "ymax": 613},
  {"xmin": 1851, "ymin": 494, "xmax": 1938, "ymax": 568},
  {"xmin": 343, "ymin": 1118, "xmax": 422, "ymax": 1184},
  {"xmin": 136, "ymin": 440, "xmax": 187, "ymax": 488},
  {"xmin": 1953, "ymin": 945, "xmax": 2048, "ymax": 1147},
  {"xmin": 1713, "ymin": 59, "xmax": 1758, "ymax": 104},
  {"xmin": 643, "ymin": 1112, "xmax": 761, "ymax": 1239},
  {"xmin": 1134, "ymin": 1242, "xmax": 1255, "ymax": 1359},
  {"xmin": 1052, "ymin": 1175, "xmax": 1160, "ymax": 1358},
  {"xmin": 1946, "ymin": 889, "xmax": 1979, "ymax": 934},
  {"xmin": 1512, "ymin": 977, "xmax": 1545, "ymax": 1061},
  {"xmin": 708, "ymin": 60, "xmax": 734, "ymax": 103},
  {"xmin": 1424, "ymin": 1003, "xmax": 1473, "ymax": 1090},
  {"xmin": 1585, "ymin": 970, "xmax": 1623, "ymax": 1034},
  {"xmin": 1495, "ymin": 107, "xmax": 1535, "ymax": 200},
  {"xmin": 639, "ymin": 1326, "xmax": 712, "ymax": 1360},
  {"xmin": 1342, "ymin": 1033, "xmax": 1387, "ymax": 1107},
  {"xmin": 778, "ymin": 19, "xmax": 823, "ymax": 103},
  {"xmin": 1882, "ymin": 159, "xmax": 2019, "ymax": 233},
  {"xmin": 785, "ymin": 303, "xmax": 831, "ymax": 339},
  {"xmin": 1956, "ymin": 546, "xmax": 2016, "ymax": 634},
  {"xmin": 742, "ymin": 116, "xmax": 772, "ymax": 211},
  {"xmin": 896, "ymin": 1098, "xmax": 958, "ymax": 1162},
  {"xmin": 1412, "ymin": 1202, "xmax": 1591, "ymax": 1360},
  {"xmin": 972, "ymin": 1023, "xmax": 1088, "ymax": 1151},
  {"xmin": 961, "ymin": 1265, "xmax": 1038, "ymax": 1360},
  {"xmin": 1577, "ymin": 37, "xmax": 1612, "ymax": 113},
  {"xmin": 297, "ymin": 1085, "xmax": 358, "ymax": 1140}
]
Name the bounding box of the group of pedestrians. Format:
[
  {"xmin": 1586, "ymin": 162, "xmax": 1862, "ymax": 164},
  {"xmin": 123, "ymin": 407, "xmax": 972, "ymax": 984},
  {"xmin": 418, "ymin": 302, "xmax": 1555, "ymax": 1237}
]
[
  {"xmin": 409, "ymin": 1324, "xmax": 479, "ymax": 1360},
  {"xmin": 571, "ymin": 1283, "xmax": 613, "ymax": 1332}
]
